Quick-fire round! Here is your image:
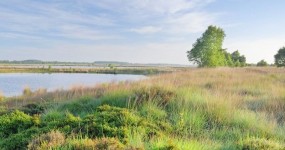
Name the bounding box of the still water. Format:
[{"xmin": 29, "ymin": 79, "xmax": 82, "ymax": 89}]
[{"xmin": 0, "ymin": 73, "xmax": 145, "ymax": 97}]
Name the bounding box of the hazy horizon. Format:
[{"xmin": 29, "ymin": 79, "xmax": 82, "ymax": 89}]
[{"xmin": 1, "ymin": 0, "xmax": 285, "ymax": 65}]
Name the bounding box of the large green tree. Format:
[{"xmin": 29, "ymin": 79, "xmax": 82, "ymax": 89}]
[
  {"xmin": 187, "ymin": 25, "xmax": 226, "ymax": 67},
  {"xmin": 274, "ymin": 47, "xmax": 285, "ymax": 67}
]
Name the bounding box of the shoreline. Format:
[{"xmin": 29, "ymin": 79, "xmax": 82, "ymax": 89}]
[{"xmin": 0, "ymin": 65, "xmax": 190, "ymax": 75}]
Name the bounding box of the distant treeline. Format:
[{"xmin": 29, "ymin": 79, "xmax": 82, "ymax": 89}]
[
  {"xmin": 0, "ymin": 60, "xmax": 90, "ymax": 65},
  {"xmin": 0, "ymin": 60, "xmax": 191, "ymax": 67}
]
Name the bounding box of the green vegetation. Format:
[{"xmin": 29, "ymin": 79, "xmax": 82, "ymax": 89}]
[
  {"xmin": 0, "ymin": 66, "xmax": 175, "ymax": 75},
  {"xmin": 0, "ymin": 67, "xmax": 284, "ymax": 149},
  {"xmin": 257, "ymin": 59, "xmax": 268, "ymax": 67},
  {"xmin": 275, "ymin": 47, "xmax": 285, "ymax": 67},
  {"xmin": 187, "ymin": 26, "xmax": 247, "ymax": 67},
  {"xmin": 230, "ymin": 50, "xmax": 246, "ymax": 67}
]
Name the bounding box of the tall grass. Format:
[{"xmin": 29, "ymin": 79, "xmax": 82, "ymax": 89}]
[{"xmin": 1, "ymin": 67, "xmax": 285, "ymax": 149}]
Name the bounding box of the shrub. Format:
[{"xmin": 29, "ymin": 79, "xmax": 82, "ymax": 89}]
[
  {"xmin": 82, "ymin": 105, "xmax": 142, "ymax": 142},
  {"xmin": 61, "ymin": 112, "xmax": 82, "ymax": 134},
  {"xmin": 42, "ymin": 110, "xmax": 66, "ymax": 129},
  {"xmin": 28, "ymin": 130, "xmax": 65, "ymax": 150},
  {"xmin": 0, "ymin": 110, "xmax": 33, "ymax": 138},
  {"xmin": 0, "ymin": 127, "xmax": 42, "ymax": 150},
  {"xmin": 257, "ymin": 60, "xmax": 268, "ymax": 67},
  {"xmin": 21, "ymin": 103, "xmax": 45, "ymax": 115},
  {"xmin": 42, "ymin": 111, "xmax": 81, "ymax": 133}
]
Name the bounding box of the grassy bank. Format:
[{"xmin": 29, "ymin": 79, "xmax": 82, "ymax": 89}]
[
  {"xmin": 0, "ymin": 67, "xmax": 285, "ymax": 149},
  {"xmin": 0, "ymin": 66, "xmax": 186, "ymax": 75}
]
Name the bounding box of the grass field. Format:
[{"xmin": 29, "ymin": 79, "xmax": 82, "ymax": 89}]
[{"xmin": 0, "ymin": 67, "xmax": 285, "ymax": 150}]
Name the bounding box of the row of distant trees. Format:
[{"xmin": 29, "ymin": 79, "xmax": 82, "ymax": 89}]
[
  {"xmin": 187, "ymin": 25, "xmax": 285, "ymax": 67},
  {"xmin": 256, "ymin": 48, "xmax": 285, "ymax": 67}
]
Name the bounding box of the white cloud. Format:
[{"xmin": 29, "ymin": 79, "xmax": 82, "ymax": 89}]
[
  {"xmin": 130, "ymin": 26, "xmax": 161, "ymax": 34},
  {"xmin": 163, "ymin": 12, "xmax": 220, "ymax": 34},
  {"xmin": 0, "ymin": 0, "xmax": 221, "ymax": 64},
  {"xmin": 225, "ymin": 38, "xmax": 285, "ymax": 64},
  {"xmin": 89, "ymin": 0, "xmax": 219, "ymax": 34},
  {"xmin": 0, "ymin": 0, "xmax": 116, "ymax": 41},
  {"xmin": 91, "ymin": 0, "xmax": 215, "ymax": 14}
]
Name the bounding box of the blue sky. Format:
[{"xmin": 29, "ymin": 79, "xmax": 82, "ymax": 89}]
[{"xmin": 0, "ymin": 0, "xmax": 285, "ymax": 64}]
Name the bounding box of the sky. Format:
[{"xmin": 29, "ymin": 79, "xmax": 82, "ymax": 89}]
[{"xmin": 0, "ymin": 0, "xmax": 285, "ymax": 64}]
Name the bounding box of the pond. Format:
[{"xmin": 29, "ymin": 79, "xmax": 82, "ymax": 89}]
[{"xmin": 0, "ymin": 73, "xmax": 145, "ymax": 97}]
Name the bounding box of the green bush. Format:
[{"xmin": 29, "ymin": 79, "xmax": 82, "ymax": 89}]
[
  {"xmin": 0, "ymin": 127, "xmax": 42, "ymax": 150},
  {"xmin": 0, "ymin": 110, "xmax": 33, "ymax": 138},
  {"xmin": 42, "ymin": 110, "xmax": 66, "ymax": 129},
  {"xmin": 21, "ymin": 103, "xmax": 45, "ymax": 115},
  {"xmin": 82, "ymin": 105, "xmax": 142, "ymax": 142},
  {"xmin": 42, "ymin": 111, "xmax": 81, "ymax": 134}
]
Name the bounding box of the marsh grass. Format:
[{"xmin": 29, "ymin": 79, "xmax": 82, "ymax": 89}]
[{"xmin": 1, "ymin": 67, "xmax": 285, "ymax": 149}]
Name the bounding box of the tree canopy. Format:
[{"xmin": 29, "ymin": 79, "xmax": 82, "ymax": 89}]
[
  {"xmin": 274, "ymin": 47, "xmax": 285, "ymax": 67},
  {"xmin": 231, "ymin": 51, "xmax": 246, "ymax": 67},
  {"xmin": 187, "ymin": 25, "xmax": 246, "ymax": 67},
  {"xmin": 257, "ymin": 60, "xmax": 268, "ymax": 67}
]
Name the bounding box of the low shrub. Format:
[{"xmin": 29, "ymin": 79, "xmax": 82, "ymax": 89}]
[
  {"xmin": 41, "ymin": 110, "xmax": 66, "ymax": 129},
  {"xmin": 0, "ymin": 110, "xmax": 33, "ymax": 138},
  {"xmin": 82, "ymin": 105, "xmax": 142, "ymax": 142},
  {"xmin": 0, "ymin": 127, "xmax": 42, "ymax": 150},
  {"xmin": 21, "ymin": 103, "xmax": 45, "ymax": 115},
  {"xmin": 42, "ymin": 111, "xmax": 81, "ymax": 134}
]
